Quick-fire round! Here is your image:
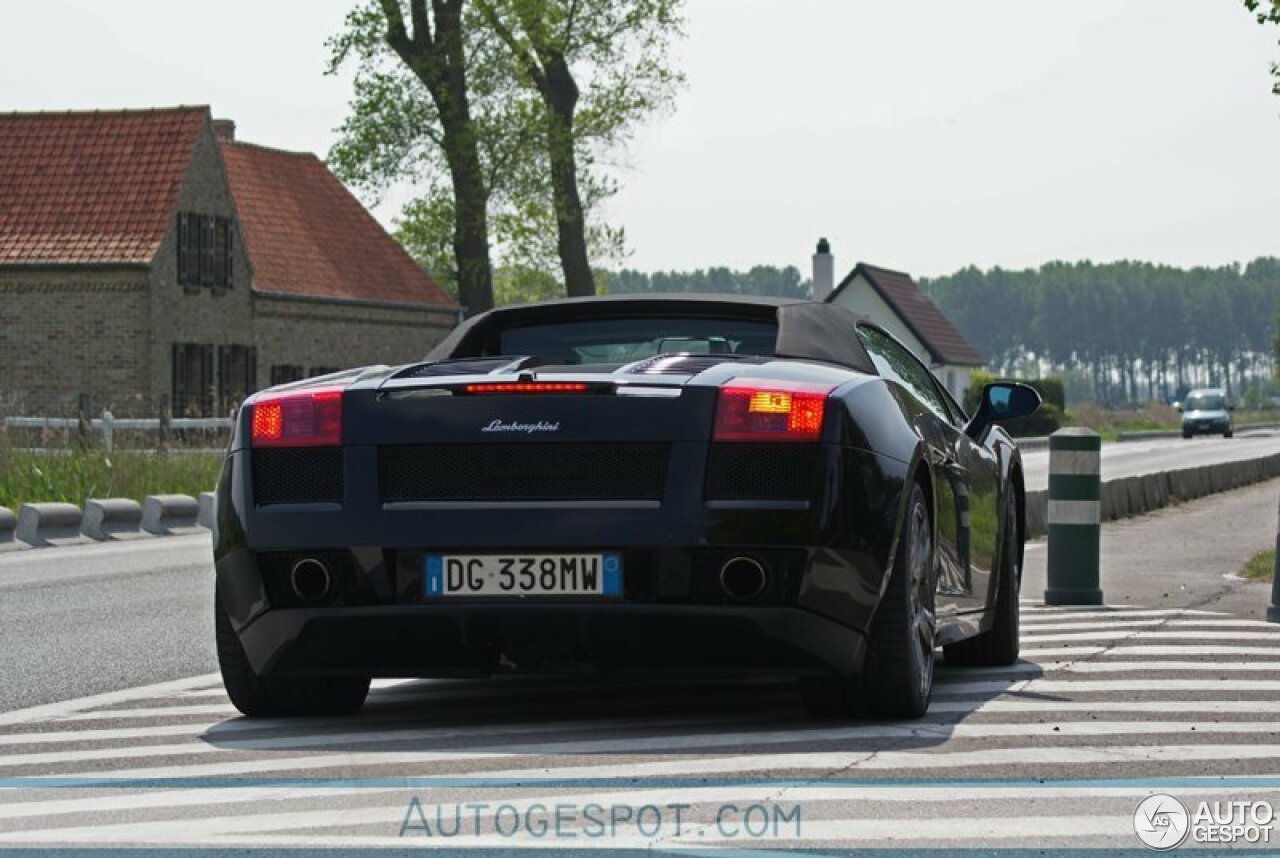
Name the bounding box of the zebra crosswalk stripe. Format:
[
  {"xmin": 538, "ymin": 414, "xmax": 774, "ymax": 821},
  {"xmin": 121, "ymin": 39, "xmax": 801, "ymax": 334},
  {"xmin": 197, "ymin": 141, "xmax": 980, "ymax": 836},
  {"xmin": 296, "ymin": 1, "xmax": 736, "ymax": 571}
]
[{"xmin": 1, "ymin": 604, "xmax": 1279, "ymax": 850}]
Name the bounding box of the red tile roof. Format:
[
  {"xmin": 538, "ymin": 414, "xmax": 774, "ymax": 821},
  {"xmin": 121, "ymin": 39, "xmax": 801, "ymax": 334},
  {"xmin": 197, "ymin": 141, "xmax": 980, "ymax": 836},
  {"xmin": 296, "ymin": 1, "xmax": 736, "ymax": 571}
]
[
  {"xmin": 837, "ymin": 263, "xmax": 984, "ymax": 366},
  {"xmin": 0, "ymin": 107, "xmax": 205, "ymax": 264},
  {"xmin": 219, "ymin": 140, "xmax": 454, "ymax": 308}
]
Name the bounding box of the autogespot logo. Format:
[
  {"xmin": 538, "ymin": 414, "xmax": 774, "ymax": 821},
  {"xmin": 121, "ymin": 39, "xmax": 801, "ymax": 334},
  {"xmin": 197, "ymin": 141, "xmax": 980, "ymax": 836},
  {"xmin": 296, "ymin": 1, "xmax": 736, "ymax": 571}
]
[{"xmin": 1134, "ymin": 794, "xmax": 1191, "ymax": 851}]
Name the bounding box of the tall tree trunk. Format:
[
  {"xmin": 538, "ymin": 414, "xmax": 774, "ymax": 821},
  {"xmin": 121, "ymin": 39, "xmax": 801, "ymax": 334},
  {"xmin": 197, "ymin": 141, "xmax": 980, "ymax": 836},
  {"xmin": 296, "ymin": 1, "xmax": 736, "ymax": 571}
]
[
  {"xmin": 382, "ymin": 0, "xmax": 494, "ymax": 316},
  {"xmin": 542, "ymin": 54, "xmax": 595, "ymax": 298}
]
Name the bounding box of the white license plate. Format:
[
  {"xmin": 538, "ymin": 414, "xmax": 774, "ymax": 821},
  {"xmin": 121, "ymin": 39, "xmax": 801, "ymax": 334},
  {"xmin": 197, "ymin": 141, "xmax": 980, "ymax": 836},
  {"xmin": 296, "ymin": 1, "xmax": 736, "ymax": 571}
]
[{"xmin": 423, "ymin": 553, "xmax": 622, "ymax": 597}]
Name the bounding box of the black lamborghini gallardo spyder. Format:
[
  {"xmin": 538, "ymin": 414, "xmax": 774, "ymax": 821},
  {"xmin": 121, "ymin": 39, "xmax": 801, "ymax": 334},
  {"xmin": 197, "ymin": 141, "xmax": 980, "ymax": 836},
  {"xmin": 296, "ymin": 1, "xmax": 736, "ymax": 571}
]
[{"xmin": 212, "ymin": 295, "xmax": 1039, "ymax": 719}]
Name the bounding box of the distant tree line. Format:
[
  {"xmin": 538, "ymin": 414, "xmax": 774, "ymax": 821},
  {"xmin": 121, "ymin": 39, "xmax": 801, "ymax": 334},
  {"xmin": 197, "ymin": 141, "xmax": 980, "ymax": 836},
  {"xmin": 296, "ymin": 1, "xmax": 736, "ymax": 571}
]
[
  {"xmin": 608, "ymin": 265, "xmax": 811, "ymax": 299},
  {"xmin": 921, "ymin": 258, "xmax": 1280, "ymax": 405}
]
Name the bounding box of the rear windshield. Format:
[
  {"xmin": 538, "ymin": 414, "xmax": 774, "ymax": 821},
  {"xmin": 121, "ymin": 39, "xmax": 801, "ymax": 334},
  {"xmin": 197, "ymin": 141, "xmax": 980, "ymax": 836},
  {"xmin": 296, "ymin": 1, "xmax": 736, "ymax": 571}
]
[
  {"xmin": 495, "ymin": 317, "xmax": 778, "ymax": 365},
  {"xmin": 1184, "ymin": 393, "xmax": 1225, "ymax": 411}
]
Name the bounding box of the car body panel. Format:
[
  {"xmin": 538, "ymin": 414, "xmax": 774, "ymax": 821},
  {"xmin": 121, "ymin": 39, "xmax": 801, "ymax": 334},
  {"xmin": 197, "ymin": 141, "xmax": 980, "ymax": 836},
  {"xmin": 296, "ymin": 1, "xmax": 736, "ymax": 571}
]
[{"xmin": 213, "ymin": 295, "xmax": 1027, "ymax": 684}]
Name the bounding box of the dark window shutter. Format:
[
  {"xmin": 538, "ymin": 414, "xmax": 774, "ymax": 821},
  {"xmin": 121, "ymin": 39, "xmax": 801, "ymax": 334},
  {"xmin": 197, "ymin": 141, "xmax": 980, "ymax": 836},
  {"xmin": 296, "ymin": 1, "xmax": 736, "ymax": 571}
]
[
  {"xmin": 176, "ymin": 214, "xmax": 189, "ymax": 286},
  {"xmin": 200, "ymin": 216, "xmax": 215, "ymax": 287},
  {"xmin": 183, "ymin": 215, "xmax": 201, "ymax": 286},
  {"xmin": 227, "ymin": 222, "xmax": 235, "ymax": 290},
  {"xmin": 213, "ymin": 217, "xmax": 230, "ymax": 289}
]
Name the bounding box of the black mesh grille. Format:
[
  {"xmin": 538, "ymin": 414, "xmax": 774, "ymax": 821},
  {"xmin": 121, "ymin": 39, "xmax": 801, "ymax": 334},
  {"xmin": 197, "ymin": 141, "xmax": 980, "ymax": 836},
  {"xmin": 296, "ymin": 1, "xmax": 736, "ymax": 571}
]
[
  {"xmin": 705, "ymin": 444, "xmax": 818, "ymax": 500},
  {"xmin": 253, "ymin": 448, "xmax": 343, "ymax": 505},
  {"xmin": 380, "ymin": 444, "xmax": 669, "ymax": 502}
]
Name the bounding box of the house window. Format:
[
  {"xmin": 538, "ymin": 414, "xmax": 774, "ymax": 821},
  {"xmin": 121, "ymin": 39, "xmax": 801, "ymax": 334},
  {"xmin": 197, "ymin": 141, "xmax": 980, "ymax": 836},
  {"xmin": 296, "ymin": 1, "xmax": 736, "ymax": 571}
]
[
  {"xmin": 217, "ymin": 345, "xmax": 258, "ymax": 413},
  {"xmin": 271, "ymin": 365, "xmax": 304, "ymax": 386},
  {"xmin": 177, "ymin": 212, "xmax": 234, "ymax": 289},
  {"xmin": 172, "ymin": 343, "xmax": 214, "ymax": 417}
]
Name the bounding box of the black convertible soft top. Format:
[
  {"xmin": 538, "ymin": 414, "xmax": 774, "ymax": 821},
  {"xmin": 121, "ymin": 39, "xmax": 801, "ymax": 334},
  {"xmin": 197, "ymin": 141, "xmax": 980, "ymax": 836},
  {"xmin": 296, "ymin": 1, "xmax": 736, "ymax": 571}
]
[{"xmin": 427, "ymin": 294, "xmax": 876, "ymax": 375}]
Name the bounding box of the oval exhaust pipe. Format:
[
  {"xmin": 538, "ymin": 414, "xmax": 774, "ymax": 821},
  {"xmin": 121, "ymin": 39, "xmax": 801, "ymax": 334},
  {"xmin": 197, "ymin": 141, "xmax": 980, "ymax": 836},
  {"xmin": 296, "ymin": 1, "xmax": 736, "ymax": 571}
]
[
  {"xmin": 719, "ymin": 556, "xmax": 767, "ymax": 600},
  {"xmin": 290, "ymin": 558, "xmax": 333, "ymax": 603}
]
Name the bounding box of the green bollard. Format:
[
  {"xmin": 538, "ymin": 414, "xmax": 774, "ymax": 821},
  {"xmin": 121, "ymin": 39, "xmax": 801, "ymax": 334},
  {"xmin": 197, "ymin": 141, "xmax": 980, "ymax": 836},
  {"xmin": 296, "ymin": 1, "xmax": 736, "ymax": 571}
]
[{"xmin": 1045, "ymin": 428, "xmax": 1103, "ymax": 606}]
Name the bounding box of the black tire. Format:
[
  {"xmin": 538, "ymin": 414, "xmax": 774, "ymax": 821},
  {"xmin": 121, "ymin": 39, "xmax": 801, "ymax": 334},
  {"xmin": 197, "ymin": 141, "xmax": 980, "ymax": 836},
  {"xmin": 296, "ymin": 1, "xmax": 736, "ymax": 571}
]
[
  {"xmin": 215, "ymin": 593, "xmax": 369, "ymax": 718},
  {"xmin": 944, "ymin": 495, "xmax": 1020, "ymax": 667},
  {"xmin": 1182, "ymin": 430, "xmax": 1192, "ymax": 440},
  {"xmin": 802, "ymin": 482, "xmax": 936, "ymax": 719},
  {"xmin": 1224, "ymin": 429, "xmax": 1233, "ymax": 439}
]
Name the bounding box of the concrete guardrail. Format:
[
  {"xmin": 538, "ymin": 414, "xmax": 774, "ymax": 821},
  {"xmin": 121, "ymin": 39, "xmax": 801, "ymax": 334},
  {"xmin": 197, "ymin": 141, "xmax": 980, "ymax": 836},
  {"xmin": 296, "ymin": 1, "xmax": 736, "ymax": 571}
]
[
  {"xmin": 15, "ymin": 502, "xmax": 90, "ymax": 548},
  {"xmin": 81, "ymin": 498, "xmax": 146, "ymax": 541},
  {"xmin": 1024, "ymin": 451, "xmax": 1280, "ymax": 539},
  {"xmin": 0, "ymin": 506, "xmax": 19, "ymax": 551},
  {"xmin": 197, "ymin": 492, "xmax": 217, "ymax": 531},
  {"xmin": 142, "ymin": 494, "xmax": 202, "ymax": 536}
]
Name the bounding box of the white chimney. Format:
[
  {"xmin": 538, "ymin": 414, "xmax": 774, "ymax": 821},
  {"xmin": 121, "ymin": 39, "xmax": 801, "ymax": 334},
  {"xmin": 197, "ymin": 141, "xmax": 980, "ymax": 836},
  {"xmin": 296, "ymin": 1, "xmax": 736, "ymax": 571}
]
[{"xmin": 812, "ymin": 237, "xmax": 834, "ymax": 301}]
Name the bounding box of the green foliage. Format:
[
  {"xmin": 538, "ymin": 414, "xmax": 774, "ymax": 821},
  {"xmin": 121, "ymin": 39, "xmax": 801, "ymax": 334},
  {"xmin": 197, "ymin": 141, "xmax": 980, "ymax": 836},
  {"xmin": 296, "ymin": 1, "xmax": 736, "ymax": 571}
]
[
  {"xmin": 0, "ymin": 441, "xmax": 222, "ymax": 510},
  {"xmin": 923, "ymin": 258, "xmax": 1280, "ymax": 405},
  {"xmin": 1001, "ymin": 403, "xmax": 1064, "ymax": 438},
  {"xmin": 1244, "ymin": 0, "xmax": 1280, "ymax": 95},
  {"xmin": 962, "ymin": 370, "xmax": 997, "ymax": 414},
  {"xmin": 962, "ymin": 372, "xmax": 1064, "ymax": 436},
  {"xmin": 1241, "ymin": 548, "xmax": 1275, "ymax": 582},
  {"xmin": 608, "ymin": 266, "xmax": 812, "ymax": 299},
  {"xmin": 1027, "ymin": 378, "xmax": 1066, "ymax": 411},
  {"xmin": 328, "ymin": 0, "xmax": 683, "ymax": 299}
]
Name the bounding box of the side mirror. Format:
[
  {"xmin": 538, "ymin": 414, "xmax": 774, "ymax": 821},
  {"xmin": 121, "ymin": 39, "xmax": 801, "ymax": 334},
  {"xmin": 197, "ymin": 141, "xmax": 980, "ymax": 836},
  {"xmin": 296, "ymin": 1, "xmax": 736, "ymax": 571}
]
[
  {"xmin": 965, "ymin": 382, "xmax": 1042, "ymax": 440},
  {"xmin": 1174, "ymin": 403, "xmax": 1182, "ymax": 413}
]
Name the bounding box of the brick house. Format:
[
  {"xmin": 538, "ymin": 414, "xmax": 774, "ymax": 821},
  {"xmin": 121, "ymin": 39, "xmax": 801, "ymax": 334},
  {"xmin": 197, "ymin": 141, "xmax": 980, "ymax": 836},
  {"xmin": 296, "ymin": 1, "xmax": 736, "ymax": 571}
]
[{"xmin": 0, "ymin": 106, "xmax": 458, "ymax": 416}]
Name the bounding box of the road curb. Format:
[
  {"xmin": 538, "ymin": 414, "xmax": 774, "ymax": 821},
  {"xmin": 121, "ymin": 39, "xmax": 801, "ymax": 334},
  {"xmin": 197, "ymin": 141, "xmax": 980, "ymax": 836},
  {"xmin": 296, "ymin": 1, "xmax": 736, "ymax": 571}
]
[
  {"xmin": 142, "ymin": 494, "xmax": 202, "ymax": 536},
  {"xmin": 15, "ymin": 502, "xmax": 92, "ymax": 548},
  {"xmin": 1025, "ymin": 452, "xmax": 1280, "ymax": 539},
  {"xmin": 0, "ymin": 506, "xmax": 21, "ymax": 551},
  {"xmin": 81, "ymin": 498, "xmax": 148, "ymax": 541},
  {"xmin": 197, "ymin": 491, "xmax": 217, "ymax": 530}
]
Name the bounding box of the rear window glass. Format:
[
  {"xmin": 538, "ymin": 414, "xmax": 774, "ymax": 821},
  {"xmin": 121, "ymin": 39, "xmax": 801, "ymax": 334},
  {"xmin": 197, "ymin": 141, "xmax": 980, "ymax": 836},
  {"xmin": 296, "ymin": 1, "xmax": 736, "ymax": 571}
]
[
  {"xmin": 1184, "ymin": 393, "xmax": 1225, "ymax": 411},
  {"xmin": 495, "ymin": 317, "xmax": 778, "ymax": 364}
]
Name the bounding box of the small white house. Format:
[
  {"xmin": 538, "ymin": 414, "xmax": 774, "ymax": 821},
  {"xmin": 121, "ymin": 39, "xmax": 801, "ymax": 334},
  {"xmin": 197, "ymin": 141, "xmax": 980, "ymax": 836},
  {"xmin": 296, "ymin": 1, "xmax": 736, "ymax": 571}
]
[{"xmin": 810, "ymin": 240, "xmax": 984, "ymax": 402}]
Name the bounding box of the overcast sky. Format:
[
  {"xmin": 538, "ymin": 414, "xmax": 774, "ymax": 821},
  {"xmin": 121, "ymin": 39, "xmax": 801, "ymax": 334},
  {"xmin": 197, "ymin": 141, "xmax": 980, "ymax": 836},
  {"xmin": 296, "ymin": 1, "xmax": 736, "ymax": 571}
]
[{"xmin": 3, "ymin": 1, "xmax": 1277, "ymax": 278}]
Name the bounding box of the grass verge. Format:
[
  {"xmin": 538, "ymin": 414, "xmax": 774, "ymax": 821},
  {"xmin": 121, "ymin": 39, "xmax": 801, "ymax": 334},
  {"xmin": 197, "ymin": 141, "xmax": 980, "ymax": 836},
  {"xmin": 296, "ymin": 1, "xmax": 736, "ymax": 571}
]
[
  {"xmin": 0, "ymin": 442, "xmax": 223, "ymax": 509},
  {"xmin": 1240, "ymin": 549, "xmax": 1276, "ymax": 583}
]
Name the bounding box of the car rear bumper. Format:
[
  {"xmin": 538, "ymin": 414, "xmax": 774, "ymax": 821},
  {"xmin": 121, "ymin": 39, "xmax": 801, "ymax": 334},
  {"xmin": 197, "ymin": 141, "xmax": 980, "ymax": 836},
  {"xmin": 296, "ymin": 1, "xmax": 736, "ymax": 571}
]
[
  {"xmin": 235, "ymin": 602, "xmax": 867, "ymax": 679},
  {"xmin": 1182, "ymin": 421, "xmax": 1231, "ymax": 435}
]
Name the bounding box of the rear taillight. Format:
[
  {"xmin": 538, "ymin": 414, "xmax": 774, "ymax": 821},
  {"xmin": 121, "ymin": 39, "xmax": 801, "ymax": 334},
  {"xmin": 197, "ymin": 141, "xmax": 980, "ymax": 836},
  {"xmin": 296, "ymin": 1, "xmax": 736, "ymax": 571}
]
[
  {"xmin": 463, "ymin": 382, "xmax": 590, "ymax": 394},
  {"xmin": 250, "ymin": 388, "xmax": 343, "ymax": 448},
  {"xmin": 713, "ymin": 379, "xmax": 836, "ymax": 442}
]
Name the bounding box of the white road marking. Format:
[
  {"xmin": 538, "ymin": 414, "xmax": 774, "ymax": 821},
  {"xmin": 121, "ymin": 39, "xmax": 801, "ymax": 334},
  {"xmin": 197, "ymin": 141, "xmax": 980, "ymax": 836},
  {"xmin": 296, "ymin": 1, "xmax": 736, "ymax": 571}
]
[
  {"xmin": 6, "ymin": 597, "xmax": 1280, "ymax": 848},
  {"xmin": 0, "ymin": 674, "xmax": 222, "ymax": 729},
  {"xmin": 0, "ymin": 809, "xmax": 1143, "ymax": 846},
  {"xmin": 1018, "ymin": 630, "xmax": 1280, "ymax": 642},
  {"xmin": 4, "ymin": 781, "xmax": 1278, "ymax": 827},
  {"xmin": 1017, "ymin": 619, "xmax": 1277, "ymax": 632},
  {"xmin": 1023, "ymin": 645, "xmax": 1280, "ymax": 657},
  {"xmin": 935, "ymin": 678, "xmax": 1280, "ymax": 695},
  {"xmin": 943, "ymin": 660, "xmax": 1280, "ymax": 674},
  {"xmin": 929, "ymin": 699, "xmax": 1280, "ymax": 714}
]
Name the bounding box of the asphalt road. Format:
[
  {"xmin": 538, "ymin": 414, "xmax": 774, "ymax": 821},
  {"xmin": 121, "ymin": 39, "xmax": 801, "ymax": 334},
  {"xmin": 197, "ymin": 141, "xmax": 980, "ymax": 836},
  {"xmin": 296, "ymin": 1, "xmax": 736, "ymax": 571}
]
[
  {"xmin": 1019, "ymin": 425, "xmax": 1280, "ymax": 490},
  {"xmin": 0, "ymin": 535, "xmax": 215, "ymax": 713},
  {"xmin": 2, "ymin": 471, "xmax": 1279, "ymax": 848}
]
